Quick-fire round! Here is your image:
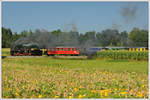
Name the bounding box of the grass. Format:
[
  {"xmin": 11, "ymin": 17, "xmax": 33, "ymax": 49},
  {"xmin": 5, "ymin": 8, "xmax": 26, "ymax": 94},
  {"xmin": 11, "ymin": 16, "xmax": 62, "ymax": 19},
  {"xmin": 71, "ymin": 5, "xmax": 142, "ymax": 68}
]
[
  {"xmin": 2, "ymin": 48, "xmax": 10, "ymax": 56},
  {"xmin": 2, "ymin": 57, "xmax": 148, "ymax": 98}
]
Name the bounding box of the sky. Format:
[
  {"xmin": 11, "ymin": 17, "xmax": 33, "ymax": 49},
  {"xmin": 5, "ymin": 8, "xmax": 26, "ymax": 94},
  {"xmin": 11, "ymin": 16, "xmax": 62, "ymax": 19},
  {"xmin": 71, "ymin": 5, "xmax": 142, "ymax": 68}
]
[{"xmin": 2, "ymin": 2, "xmax": 148, "ymax": 34}]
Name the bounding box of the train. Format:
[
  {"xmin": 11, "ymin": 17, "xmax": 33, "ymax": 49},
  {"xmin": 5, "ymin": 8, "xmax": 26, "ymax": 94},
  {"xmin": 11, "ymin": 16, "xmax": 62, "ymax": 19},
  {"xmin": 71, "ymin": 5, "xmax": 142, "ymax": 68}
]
[
  {"xmin": 45, "ymin": 47, "xmax": 79, "ymax": 56},
  {"xmin": 10, "ymin": 44, "xmax": 148, "ymax": 56}
]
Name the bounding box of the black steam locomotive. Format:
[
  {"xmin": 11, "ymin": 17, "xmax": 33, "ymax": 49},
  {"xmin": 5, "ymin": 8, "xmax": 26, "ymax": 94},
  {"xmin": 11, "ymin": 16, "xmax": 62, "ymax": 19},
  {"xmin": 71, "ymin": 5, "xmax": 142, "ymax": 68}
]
[{"xmin": 10, "ymin": 43, "xmax": 42, "ymax": 56}]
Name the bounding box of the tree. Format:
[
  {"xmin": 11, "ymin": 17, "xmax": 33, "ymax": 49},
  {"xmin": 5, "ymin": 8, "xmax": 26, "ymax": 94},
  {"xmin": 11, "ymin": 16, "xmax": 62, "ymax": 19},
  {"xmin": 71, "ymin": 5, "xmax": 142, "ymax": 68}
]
[
  {"xmin": 51, "ymin": 29, "xmax": 62, "ymax": 37},
  {"xmin": 98, "ymin": 29, "xmax": 120, "ymax": 46},
  {"xmin": 20, "ymin": 30, "xmax": 28, "ymax": 37},
  {"xmin": 79, "ymin": 31, "xmax": 96, "ymax": 47},
  {"xmin": 129, "ymin": 27, "xmax": 148, "ymax": 47},
  {"xmin": 96, "ymin": 32, "xmax": 102, "ymax": 46},
  {"xmin": 120, "ymin": 31, "xmax": 128, "ymax": 46},
  {"xmin": 2, "ymin": 27, "xmax": 13, "ymax": 48},
  {"xmin": 12, "ymin": 32, "xmax": 20, "ymax": 42},
  {"xmin": 29, "ymin": 29, "xmax": 33, "ymax": 35}
]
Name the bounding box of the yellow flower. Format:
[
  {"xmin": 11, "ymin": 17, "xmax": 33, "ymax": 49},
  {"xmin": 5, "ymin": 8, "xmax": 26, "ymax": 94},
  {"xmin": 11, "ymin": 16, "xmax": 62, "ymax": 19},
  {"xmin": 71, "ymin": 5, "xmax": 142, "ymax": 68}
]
[
  {"xmin": 137, "ymin": 92, "xmax": 143, "ymax": 98},
  {"xmin": 79, "ymin": 85, "xmax": 82, "ymax": 89},
  {"xmin": 109, "ymin": 90, "xmax": 112, "ymax": 93},
  {"xmin": 69, "ymin": 96, "xmax": 73, "ymax": 99},
  {"xmin": 104, "ymin": 92, "xmax": 108, "ymax": 96},
  {"xmin": 146, "ymin": 91, "xmax": 149, "ymax": 95},
  {"xmin": 130, "ymin": 90, "xmax": 134, "ymax": 93},
  {"xmin": 99, "ymin": 90, "xmax": 104, "ymax": 97},
  {"xmin": 15, "ymin": 92, "xmax": 19, "ymax": 96},
  {"xmin": 103, "ymin": 89, "xmax": 109, "ymax": 92},
  {"xmin": 22, "ymin": 85, "xmax": 25, "ymax": 89},
  {"xmin": 78, "ymin": 94, "xmax": 83, "ymax": 98},
  {"xmin": 91, "ymin": 90, "xmax": 96, "ymax": 93},
  {"xmin": 5, "ymin": 96, "xmax": 8, "ymax": 98},
  {"xmin": 142, "ymin": 85, "xmax": 145, "ymax": 88},
  {"xmin": 74, "ymin": 88, "xmax": 78, "ymax": 92},
  {"xmin": 55, "ymin": 95, "xmax": 59, "ymax": 98},
  {"xmin": 38, "ymin": 95, "xmax": 42, "ymax": 98},
  {"xmin": 114, "ymin": 88, "xmax": 117, "ymax": 91},
  {"xmin": 32, "ymin": 80, "xmax": 35, "ymax": 84},
  {"xmin": 120, "ymin": 92, "xmax": 127, "ymax": 95}
]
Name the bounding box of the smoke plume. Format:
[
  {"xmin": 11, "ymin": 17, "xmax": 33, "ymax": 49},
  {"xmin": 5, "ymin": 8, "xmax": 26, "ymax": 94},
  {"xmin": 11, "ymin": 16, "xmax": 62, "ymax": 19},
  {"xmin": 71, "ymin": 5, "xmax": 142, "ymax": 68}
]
[
  {"xmin": 120, "ymin": 4, "xmax": 138, "ymax": 22},
  {"xmin": 11, "ymin": 29, "xmax": 93, "ymax": 50}
]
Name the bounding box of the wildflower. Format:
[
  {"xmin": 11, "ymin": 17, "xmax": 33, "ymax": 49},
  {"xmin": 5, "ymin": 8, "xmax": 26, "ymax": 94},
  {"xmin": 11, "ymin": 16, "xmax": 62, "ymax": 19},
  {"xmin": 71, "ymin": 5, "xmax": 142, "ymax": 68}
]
[
  {"xmin": 120, "ymin": 92, "xmax": 127, "ymax": 95},
  {"xmin": 103, "ymin": 89, "xmax": 109, "ymax": 92},
  {"xmin": 79, "ymin": 85, "xmax": 82, "ymax": 89},
  {"xmin": 22, "ymin": 85, "xmax": 25, "ymax": 89},
  {"xmin": 32, "ymin": 80, "xmax": 35, "ymax": 84},
  {"xmin": 55, "ymin": 95, "xmax": 59, "ymax": 98},
  {"xmin": 114, "ymin": 88, "xmax": 117, "ymax": 91},
  {"xmin": 69, "ymin": 96, "xmax": 73, "ymax": 99},
  {"xmin": 130, "ymin": 90, "xmax": 134, "ymax": 94},
  {"xmin": 15, "ymin": 92, "xmax": 19, "ymax": 96},
  {"xmin": 99, "ymin": 90, "xmax": 104, "ymax": 97},
  {"xmin": 137, "ymin": 92, "xmax": 143, "ymax": 98},
  {"xmin": 91, "ymin": 90, "xmax": 96, "ymax": 93},
  {"xmin": 74, "ymin": 88, "xmax": 78, "ymax": 92},
  {"xmin": 78, "ymin": 94, "xmax": 83, "ymax": 98},
  {"xmin": 5, "ymin": 96, "xmax": 8, "ymax": 98},
  {"xmin": 142, "ymin": 85, "xmax": 145, "ymax": 88},
  {"xmin": 38, "ymin": 95, "xmax": 42, "ymax": 98},
  {"xmin": 104, "ymin": 92, "xmax": 108, "ymax": 96},
  {"xmin": 146, "ymin": 91, "xmax": 149, "ymax": 95},
  {"xmin": 109, "ymin": 89, "xmax": 112, "ymax": 93}
]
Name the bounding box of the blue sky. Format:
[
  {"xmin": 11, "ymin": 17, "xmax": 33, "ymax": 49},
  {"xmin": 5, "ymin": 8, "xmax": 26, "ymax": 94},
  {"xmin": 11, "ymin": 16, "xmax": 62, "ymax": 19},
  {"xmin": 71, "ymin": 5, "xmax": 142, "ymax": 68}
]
[{"xmin": 2, "ymin": 2, "xmax": 148, "ymax": 34}]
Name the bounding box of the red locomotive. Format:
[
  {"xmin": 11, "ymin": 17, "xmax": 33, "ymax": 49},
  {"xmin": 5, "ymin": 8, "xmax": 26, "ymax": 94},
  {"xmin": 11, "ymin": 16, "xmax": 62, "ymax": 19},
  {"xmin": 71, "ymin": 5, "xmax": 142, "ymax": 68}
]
[{"xmin": 45, "ymin": 47, "xmax": 79, "ymax": 56}]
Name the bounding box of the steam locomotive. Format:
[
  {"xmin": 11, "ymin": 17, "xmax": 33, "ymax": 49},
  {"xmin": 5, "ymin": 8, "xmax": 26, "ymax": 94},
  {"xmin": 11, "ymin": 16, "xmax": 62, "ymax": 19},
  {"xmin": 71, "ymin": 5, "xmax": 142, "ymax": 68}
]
[{"xmin": 10, "ymin": 43, "xmax": 43, "ymax": 56}]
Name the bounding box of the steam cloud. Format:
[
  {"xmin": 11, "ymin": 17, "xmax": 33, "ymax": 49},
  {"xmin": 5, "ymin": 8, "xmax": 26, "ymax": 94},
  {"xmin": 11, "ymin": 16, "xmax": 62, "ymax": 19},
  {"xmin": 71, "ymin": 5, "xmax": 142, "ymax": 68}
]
[
  {"xmin": 120, "ymin": 4, "xmax": 138, "ymax": 22},
  {"xmin": 11, "ymin": 29, "xmax": 94, "ymax": 50}
]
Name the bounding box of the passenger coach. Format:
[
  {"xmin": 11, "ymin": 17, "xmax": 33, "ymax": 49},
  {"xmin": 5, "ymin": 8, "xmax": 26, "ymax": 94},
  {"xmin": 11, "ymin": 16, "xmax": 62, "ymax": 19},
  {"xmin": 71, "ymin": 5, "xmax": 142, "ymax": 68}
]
[{"xmin": 45, "ymin": 47, "xmax": 80, "ymax": 56}]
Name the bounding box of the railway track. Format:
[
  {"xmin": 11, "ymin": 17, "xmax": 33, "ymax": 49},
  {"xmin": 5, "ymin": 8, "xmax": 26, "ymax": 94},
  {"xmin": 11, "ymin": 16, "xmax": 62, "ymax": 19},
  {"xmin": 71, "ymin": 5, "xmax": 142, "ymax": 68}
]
[{"xmin": 2, "ymin": 56, "xmax": 88, "ymax": 59}]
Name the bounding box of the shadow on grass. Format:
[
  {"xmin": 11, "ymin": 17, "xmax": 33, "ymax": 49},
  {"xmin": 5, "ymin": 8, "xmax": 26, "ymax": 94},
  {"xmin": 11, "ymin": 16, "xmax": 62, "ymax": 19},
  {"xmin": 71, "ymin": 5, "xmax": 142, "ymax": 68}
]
[{"xmin": 2, "ymin": 56, "xmax": 7, "ymax": 59}]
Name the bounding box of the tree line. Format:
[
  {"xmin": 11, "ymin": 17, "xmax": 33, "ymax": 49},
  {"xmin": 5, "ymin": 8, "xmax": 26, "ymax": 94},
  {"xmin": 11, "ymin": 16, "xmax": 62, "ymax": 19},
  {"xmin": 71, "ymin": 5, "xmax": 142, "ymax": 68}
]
[{"xmin": 2, "ymin": 27, "xmax": 148, "ymax": 48}]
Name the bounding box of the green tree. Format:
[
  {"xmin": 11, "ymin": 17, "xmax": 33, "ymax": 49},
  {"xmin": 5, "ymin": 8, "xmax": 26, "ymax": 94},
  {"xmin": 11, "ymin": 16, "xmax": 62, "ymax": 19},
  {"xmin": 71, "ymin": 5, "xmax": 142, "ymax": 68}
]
[
  {"xmin": 12, "ymin": 32, "xmax": 20, "ymax": 42},
  {"xmin": 29, "ymin": 29, "xmax": 33, "ymax": 35},
  {"xmin": 98, "ymin": 29, "xmax": 120, "ymax": 46},
  {"xmin": 120, "ymin": 31, "xmax": 128, "ymax": 46},
  {"xmin": 20, "ymin": 30, "xmax": 28, "ymax": 37},
  {"xmin": 51, "ymin": 29, "xmax": 62, "ymax": 37},
  {"xmin": 2, "ymin": 27, "xmax": 13, "ymax": 48},
  {"xmin": 129, "ymin": 27, "xmax": 148, "ymax": 47}
]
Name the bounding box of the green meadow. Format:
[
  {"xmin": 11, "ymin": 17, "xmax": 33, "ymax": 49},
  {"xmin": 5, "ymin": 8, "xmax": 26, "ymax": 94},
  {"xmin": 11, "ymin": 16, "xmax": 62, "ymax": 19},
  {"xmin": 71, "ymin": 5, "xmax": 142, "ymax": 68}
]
[{"xmin": 2, "ymin": 48, "xmax": 149, "ymax": 98}]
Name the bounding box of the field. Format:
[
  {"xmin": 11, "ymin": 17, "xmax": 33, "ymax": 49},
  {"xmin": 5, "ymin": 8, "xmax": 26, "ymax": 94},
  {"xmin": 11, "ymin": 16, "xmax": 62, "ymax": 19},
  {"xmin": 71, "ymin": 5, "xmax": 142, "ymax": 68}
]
[
  {"xmin": 2, "ymin": 48, "xmax": 10, "ymax": 56},
  {"xmin": 2, "ymin": 48, "xmax": 149, "ymax": 98}
]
